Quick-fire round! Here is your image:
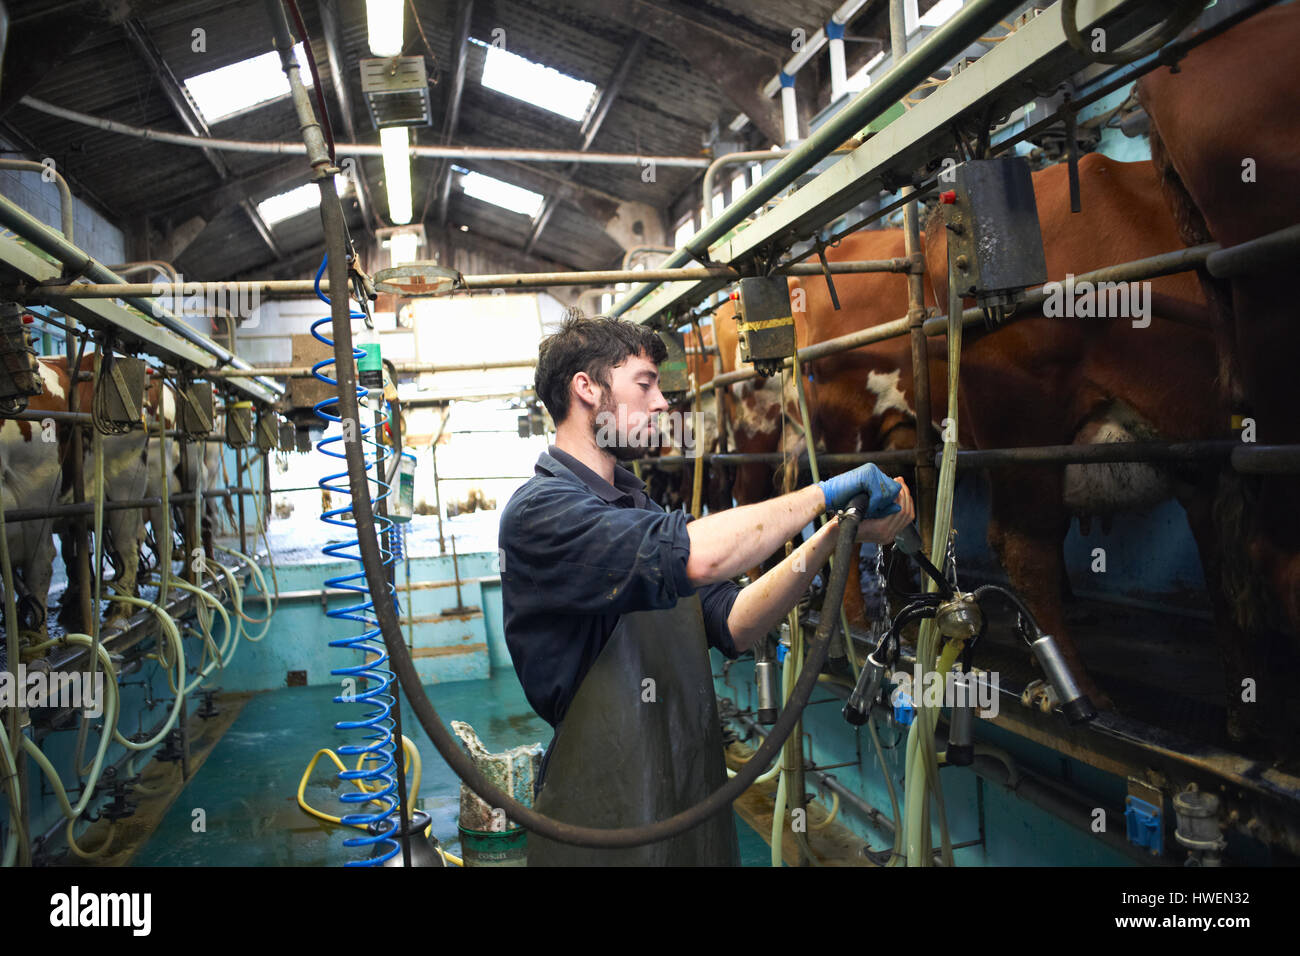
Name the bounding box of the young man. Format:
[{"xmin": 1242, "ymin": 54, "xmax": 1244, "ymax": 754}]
[{"xmin": 499, "ymin": 314, "xmax": 914, "ymax": 865}]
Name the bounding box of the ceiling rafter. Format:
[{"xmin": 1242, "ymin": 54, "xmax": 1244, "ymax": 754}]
[
  {"xmin": 120, "ymin": 15, "xmax": 284, "ymax": 262},
  {"xmin": 525, "ymin": 31, "xmax": 646, "ymax": 253}
]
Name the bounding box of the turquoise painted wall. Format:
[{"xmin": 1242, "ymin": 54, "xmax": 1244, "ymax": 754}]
[{"xmin": 218, "ymin": 550, "xmax": 503, "ymax": 693}]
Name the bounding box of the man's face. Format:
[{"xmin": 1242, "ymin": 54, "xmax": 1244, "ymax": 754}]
[{"xmin": 589, "ymin": 351, "xmax": 669, "ymax": 461}]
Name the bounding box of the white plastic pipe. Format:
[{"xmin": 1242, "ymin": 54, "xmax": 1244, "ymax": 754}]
[
  {"xmin": 781, "ymin": 81, "xmax": 800, "ymax": 146},
  {"xmin": 762, "ymin": 0, "xmax": 872, "ymax": 98},
  {"xmin": 829, "ymin": 37, "xmax": 848, "ymax": 101}
]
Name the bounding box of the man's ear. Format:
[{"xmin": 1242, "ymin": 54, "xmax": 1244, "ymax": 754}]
[{"xmin": 571, "ymin": 371, "xmax": 598, "ymax": 411}]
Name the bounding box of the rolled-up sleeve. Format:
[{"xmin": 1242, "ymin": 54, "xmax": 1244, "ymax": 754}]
[
  {"xmin": 698, "ymin": 580, "xmax": 742, "ymax": 659},
  {"xmin": 501, "ymin": 480, "xmax": 697, "ymax": 617}
]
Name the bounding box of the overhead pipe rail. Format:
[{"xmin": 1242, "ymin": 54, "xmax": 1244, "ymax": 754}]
[
  {"xmin": 18, "ymin": 258, "xmax": 914, "ymax": 301},
  {"xmin": 18, "ymin": 96, "xmax": 711, "ymax": 169},
  {"xmin": 661, "ymin": 222, "xmax": 1300, "ymax": 399},
  {"xmin": 0, "ymin": 197, "xmax": 281, "ymax": 405}
]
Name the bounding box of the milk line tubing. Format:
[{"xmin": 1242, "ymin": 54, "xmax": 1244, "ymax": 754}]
[{"xmin": 14, "ymin": 565, "xmax": 248, "ymax": 684}]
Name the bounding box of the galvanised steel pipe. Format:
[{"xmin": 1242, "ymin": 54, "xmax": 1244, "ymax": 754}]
[
  {"xmin": 0, "ymin": 159, "xmax": 73, "ymax": 242},
  {"xmin": 20, "ymin": 96, "xmax": 711, "ymax": 168},
  {"xmin": 942, "ymin": 441, "xmax": 1240, "ymax": 469},
  {"xmin": 1, "ymin": 487, "xmax": 259, "ymax": 523},
  {"xmin": 609, "ymin": 0, "xmax": 1024, "ymax": 321},
  {"xmin": 701, "ymin": 147, "xmax": 855, "ymax": 226},
  {"xmin": 0, "ymin": 193, "xmax": 284, "ymax": 397},
  {"xmin": 690, "ymin": 238, "xmax": 1227, "ymax": 399},
  {"xmin": 6, "ymin": 408, "xmax": 249, "ymax": 442},
  {"xmin": 922, "ymin": 242, "xmax": 1222, "ymax": 336},
  {"xmin": 210, "ymin": 358, "xmax": 537, "ymax": 378},
  {"xmin": 1206, "ymin": 223, "xmax": 1300, "ymax": 280},
  {"xmin": 636, "ymin": 450, "xmax": 917, "ymax": 469},
  {"xmin": 24, "ymin": 259, "xmax": 913, "ymax": 300},
  {"xmin": 633, "ymin": 443, "xmax": 1300, "ymax": 473},
  {"xmin": 1231, "ymin": 445, "xmax": 1300, "ymax": 476}
]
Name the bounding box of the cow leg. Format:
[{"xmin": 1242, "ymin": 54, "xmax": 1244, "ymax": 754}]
[
  {"xmin": 986, "ymin": 468, "xmax": 1114, "ymax": 711},
  {"xmin": 103, "ymin": 507, "xmax": 145, "ymax": 632},
  {"xmin": 18, "ymin": 525, "xmax": 56, "ymax": 645},
  {"xmin": 710, "ymin": 463, "xmax": 734, "ymax": 514},
  {"xmin": 56, "ymin": 526, "xmax": 87, "ymax": 635}
]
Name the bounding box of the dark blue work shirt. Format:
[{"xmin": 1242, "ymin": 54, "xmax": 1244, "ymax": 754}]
[{"xmin": 499, "ymin": 445, "xmax": 741, "ymax": 729}]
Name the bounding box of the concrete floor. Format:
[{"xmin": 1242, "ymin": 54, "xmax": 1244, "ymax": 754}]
[{"xmin": 132, "ymin": 671, "xmax": 774, "ymax": 866}]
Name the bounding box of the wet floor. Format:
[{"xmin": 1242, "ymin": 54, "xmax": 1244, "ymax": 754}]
[{"xmin": 132, "ymin": 670, "xmax": 773, "ymax": 866}]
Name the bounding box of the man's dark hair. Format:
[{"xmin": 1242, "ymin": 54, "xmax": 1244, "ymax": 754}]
[{"xmin": 535, "ymin": 311, "xmax": 667, "ymax": 424}]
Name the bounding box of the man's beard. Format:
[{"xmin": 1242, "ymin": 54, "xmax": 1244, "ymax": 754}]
[{"xmin": 591, "ymin": 394, "xmax": 650, "ymax": 462}]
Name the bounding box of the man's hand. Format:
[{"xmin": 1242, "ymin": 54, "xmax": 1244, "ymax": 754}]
[
  {"xmin": 854, "ymin": 475, "xmax": 914, "ymax": 545},
  {"xmin": 817, "ymin": 462, "xmax": 903, "ymax": 516}
]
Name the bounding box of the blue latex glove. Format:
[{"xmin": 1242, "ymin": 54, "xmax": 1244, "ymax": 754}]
[{"xmin": 817, "ymin": 462, "xmax": 902, "ymax": 516}]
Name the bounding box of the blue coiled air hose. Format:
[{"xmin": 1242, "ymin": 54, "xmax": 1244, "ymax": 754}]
[{"xmin": 311, "ymin": 256, "xmax": 401, "ymax": 866}]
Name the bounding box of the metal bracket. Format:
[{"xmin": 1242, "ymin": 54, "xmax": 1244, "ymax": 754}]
[
  {"xmin": 1061, "ymin": 90, "xmax": 1082, "ymax": 214},
  {"xmin": 814, "ymin": 241, "xmax": 842, "ymax": 311}
]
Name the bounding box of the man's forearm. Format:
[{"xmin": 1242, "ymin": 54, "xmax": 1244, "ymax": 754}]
[
  {"xmin": 725, "ymin": 517, "xmax": 841, "ymax": 653},
  {"xmin": 684, "ymin": 485, "xmax": 826, "ymax": 585}
]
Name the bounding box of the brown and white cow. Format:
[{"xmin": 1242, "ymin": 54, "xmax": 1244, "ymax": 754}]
[
  {"xmin": 922, "ymin": 153, "xmax": 1221, "ymax": 714},
  {"xmin": 53, "ymin": 353, "xmax": 158, "ymax": 635},
  {"xmin": 0, "ymin": 353, "xmax": 152, "ymax": 640},
  {"xmin": 643, "ymin": 320, "xmax": 733, "ymax": 514},
  {"xmin": 713, "ymin": 154, "xmax": 1224, "ymax": 720},
  {"xmin": 1139, "ymin": 2, "xmax": 1300, "ymax": 742},
  {"xmin": 0, "ymin": 358, "xmax": 76, "ymax": 643},
  {"xmin": 713, "ymin": 228, "xmax": 919, "ymax": 604}
]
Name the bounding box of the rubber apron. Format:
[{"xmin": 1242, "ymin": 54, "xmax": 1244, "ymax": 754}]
[{"xmin": 528, "ymin": 594, "xmax": 740, "ymax": 866}]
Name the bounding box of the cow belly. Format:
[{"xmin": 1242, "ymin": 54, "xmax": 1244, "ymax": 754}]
[{"xmin": 1062, "ymin": 404, "xmax": 1171, "ymax": 515}]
